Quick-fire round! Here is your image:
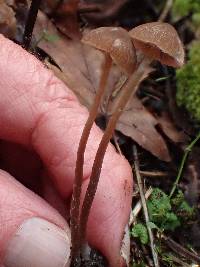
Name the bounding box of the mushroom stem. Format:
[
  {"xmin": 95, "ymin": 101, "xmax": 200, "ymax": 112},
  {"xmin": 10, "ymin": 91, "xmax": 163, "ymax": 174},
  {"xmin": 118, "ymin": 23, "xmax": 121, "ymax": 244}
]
[
  {"xmin": 70, "ymin": 53, "xmax": 112, "ymax": 261},
  {"xmin": 79, "ymin": 58, "xmax": 152, "ymax": 248}
]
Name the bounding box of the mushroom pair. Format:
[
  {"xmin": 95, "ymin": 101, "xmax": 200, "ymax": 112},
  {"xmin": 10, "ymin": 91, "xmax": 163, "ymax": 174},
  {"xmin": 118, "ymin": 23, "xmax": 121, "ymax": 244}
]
[{"xmin": 70, "ymin": 22, "xmax": 185, "ymax": 263}]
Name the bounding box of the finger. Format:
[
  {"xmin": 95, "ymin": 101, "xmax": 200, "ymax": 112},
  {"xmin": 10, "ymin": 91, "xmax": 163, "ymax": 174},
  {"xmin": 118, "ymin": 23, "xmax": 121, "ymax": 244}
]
[
  {"xmin": 0, "ymin": 141, "xmax": 68, "ymax": 219},
  {"xmin": 81, "ymin": 161, "xmax": 132, "ymax": 267},
  {"xmin": 0, "ymin": 35, "xmax": 133, "ymax": 266},
  {"xmin": 0, "ymin": 140, "xmax": 42, "ymax": 193},
  {"xmin": 0, "ymin": 170, "xmax": 70, "ymax": 267}
]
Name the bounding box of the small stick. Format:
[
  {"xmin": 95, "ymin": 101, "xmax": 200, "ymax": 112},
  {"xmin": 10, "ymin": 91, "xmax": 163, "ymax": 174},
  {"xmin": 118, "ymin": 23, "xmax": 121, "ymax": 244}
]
[
  {"xmin": 139, "ymin": 170, "xmax": 169, "ymax": 177},
  {"xmin": 129, "ymin": 186, "xmax": 153, "ymax": 226},
  {"xmin": 161, "ymin": 253, "xmax": 191, "ymax": 267},
  {"xmin": 158, "ymin": 0, "xmax": 173, "ymax": 22},
  {"xmin": 133, "ymin": 145, "xmax": 160, "ymax": 267},
  {"xmin": 23, "ymin": 0, "xmax": 41, "ymax": 50},
  {"xmin": 169, "ymin": 131, "xmax": 200, "ymax": 198},
  {"xmin": 162, "ymin": 234, "xmax": 200, "ymax": 264},
  {"xmin": 113, "ymin": 134, "xmax": 123, "ymax": 156}
]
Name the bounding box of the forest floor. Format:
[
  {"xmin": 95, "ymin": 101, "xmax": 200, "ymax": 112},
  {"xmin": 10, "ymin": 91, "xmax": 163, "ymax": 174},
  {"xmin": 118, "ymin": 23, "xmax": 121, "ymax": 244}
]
[{"xmin": 1, "ymin": 0, "xmax": 200, "ymax": 266}]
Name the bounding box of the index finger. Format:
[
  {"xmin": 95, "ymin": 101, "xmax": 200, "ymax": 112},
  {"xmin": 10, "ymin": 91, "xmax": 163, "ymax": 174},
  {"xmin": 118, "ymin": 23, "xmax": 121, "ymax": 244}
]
[{"xmin": 0, "ymin": 35, "xmax": 133, "ymax": 267}]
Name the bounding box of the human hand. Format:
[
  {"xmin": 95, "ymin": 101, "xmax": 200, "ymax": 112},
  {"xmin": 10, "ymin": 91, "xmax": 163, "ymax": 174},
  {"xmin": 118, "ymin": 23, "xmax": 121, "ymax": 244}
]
[{"xmin": 0, "ymin": 34, "xmax": 133, "ymax": 267}]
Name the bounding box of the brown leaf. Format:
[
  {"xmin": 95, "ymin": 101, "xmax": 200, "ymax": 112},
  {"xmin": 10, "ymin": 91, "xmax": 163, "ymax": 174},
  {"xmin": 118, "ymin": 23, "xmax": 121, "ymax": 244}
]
[
  {"xmin": 34, "ymin": 11, "xmax": 173, "ymax": 161},
  {"xmin": 0, "ymin": 0, "xmax": 16, "ymax": 38},
  {"xmin": 116, "ymin": 97, "xmax": 171, "ymax": 161},
  {"xmin": 34, "ymin": 12, "xmax": 120, "ymax": 108},
  {"xmin": 54, "ymin": 0, "xmax": 81, "ymax": 40},
  {"xmin": 79, "ymin": 0, "xmax": 129, "ymax": 24},
  {"xmin": 40, "ymin": 0, "xmax": 81, "ymax": 39},
  {"xmin": 156, "ymin": 112, "xmax": 188, "ymax": 143}
]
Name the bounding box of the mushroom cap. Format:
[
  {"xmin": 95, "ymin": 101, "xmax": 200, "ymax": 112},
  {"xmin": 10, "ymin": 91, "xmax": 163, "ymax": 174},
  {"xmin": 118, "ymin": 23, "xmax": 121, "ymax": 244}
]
[
  {"xmin": 82, "ymin": 27, "xmax": 137, "ymax": 75},
  {"xmin": 129, "ymin": 22, "xmax": 185, "ymax": 68}
]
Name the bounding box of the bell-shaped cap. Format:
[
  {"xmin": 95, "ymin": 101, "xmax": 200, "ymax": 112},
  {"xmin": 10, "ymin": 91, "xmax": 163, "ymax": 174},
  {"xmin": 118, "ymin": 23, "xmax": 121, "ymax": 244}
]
[
  {"xmin": 129, "ymin": 22, "xmax": 185, "ymax": 68},
  {"xmin": 82, "ymin": 27, "xmax": 137, "ymax": 75}
]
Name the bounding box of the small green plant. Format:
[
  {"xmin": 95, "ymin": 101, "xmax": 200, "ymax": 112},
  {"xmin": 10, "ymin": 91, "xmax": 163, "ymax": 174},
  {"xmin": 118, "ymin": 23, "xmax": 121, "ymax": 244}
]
[
  {"xmin": 161, "ymin": 253, "xmax": 176, "ymax": 267},
  {"xmin": 176, "ymin": 41, "xmax": 200, "ymax": 121},
  {"xmin": 172, "ymin": 190, "xmax": 195, "ymax": 221},
  {"xmin": 132, "ymin": 262, "xmax": 146, "ymax": 267},
  {"xmin": 131, "ymin": 223, "xmax": 149, "ymax": 245},
  {"xmin": 147, "ymin": 188, "xmax": 180, "ymax": 231},
  {"xmin": 42, "ymin": 30, "xmax": 60, "ymax": 43},
  {"xmin": 146, "ymin": 188, "xmax": 195, "ymax": 231}
]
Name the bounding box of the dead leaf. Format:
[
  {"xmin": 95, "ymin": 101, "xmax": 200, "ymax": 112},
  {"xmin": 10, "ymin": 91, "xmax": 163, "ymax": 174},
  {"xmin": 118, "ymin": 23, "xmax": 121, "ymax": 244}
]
[
  {"xmin": 54, "ymin": 0, "xmax": 81, "ymax": 40},
  {"xmin": 116, "ymin": 97, "xmax": 171, "ymax": 161},
  {"xmin": 0, "ymin": 0, "xmax": 16, "ymax": 38},
  {"xmin": 40, "ymin": 0, "xmax": 59, "ymax": 14},
  {"xmin": 34, "ymin": 12, "xmax": 120, "ymax": 108},
  {"xmin": 157, "ymin": 112, "xmax": 188, "ymax": 143},
  {"xmin": 33, "ymin": 11, "xmax": 180, "ymax": 161},
  {"xmin": 79, "ymin": 0, "xmax": 129, "ymax": 24}
]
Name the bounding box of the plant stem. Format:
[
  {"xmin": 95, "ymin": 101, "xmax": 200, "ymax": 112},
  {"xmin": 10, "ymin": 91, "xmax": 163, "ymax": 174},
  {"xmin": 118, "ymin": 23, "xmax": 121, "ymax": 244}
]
[
  {"xmin": 162, "ymin": 234, "xmax": 200, "ymax": 264},
  {"xmin": 70, "ymin": 54, "xmax": 112, "ymax": 262},
  {"xmin": 133, "ymin": 145, "xmax": 160, "ymax": 267},
  {"xmin": 79, "ymin": 59, "xmax": 151, "ymax": 248},
  {"xmin": 23, "ymin": 0, "xmax": 41, "ymax": 50},
  {"xmin": 169, "ymin": 131, "xmax": 200, "ymax": 198}
]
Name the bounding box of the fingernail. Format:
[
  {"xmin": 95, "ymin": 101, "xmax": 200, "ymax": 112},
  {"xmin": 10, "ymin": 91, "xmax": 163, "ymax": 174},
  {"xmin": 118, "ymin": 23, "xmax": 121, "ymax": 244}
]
[{"xmin": 4, "ymin": 217, "xmax": 71, "ymax": 267}]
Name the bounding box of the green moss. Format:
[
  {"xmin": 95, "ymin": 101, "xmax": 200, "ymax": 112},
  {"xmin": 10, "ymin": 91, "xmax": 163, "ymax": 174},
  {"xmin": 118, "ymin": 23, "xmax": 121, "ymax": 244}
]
[
  {"xmin": 131, "ymin": 223, "xmax": 148, "ymax": 245},
  {"xmin": 173, "ymin": 0, "xmax": 193, "ymax": 17},
  {"xmin": 172, "ymin": 0, "xmax": 200, "ymax": 25},
  {"xmin": 176, "ymin": 41, "xmax": 200, "ymax": 121},
  {"xmin": 147, "ymin": 188, "xmax": 180, "ymax": 231},
  {"xmin": 172, "ymin": 0, "xmax": 200, "ymax": 17}
]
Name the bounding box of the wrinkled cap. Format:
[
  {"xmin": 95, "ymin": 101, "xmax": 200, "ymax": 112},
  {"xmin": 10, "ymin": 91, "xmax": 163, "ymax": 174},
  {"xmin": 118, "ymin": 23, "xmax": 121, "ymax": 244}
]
[
  {"xmin": 82, "ymin": 27, "xmax": 137, "ymax": 75},
  {"xmin": 129, "ymin": 22, "xmax": 185, "ymax": 68}
]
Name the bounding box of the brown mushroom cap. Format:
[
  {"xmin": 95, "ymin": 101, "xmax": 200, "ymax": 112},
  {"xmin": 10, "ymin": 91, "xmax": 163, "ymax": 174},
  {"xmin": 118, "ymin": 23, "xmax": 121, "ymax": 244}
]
[
  {"xmin": 82, "ymin": 27, "xmax": 137, "ymax": 75},
  {"xmin": 129, "ymin": 22, "xmax": 185, "ymax": 68}
]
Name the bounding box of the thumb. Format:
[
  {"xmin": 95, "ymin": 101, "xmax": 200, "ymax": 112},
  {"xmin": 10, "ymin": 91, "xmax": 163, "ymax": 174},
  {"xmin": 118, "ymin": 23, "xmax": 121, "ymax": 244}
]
[{"xmin": 0, "ymin": 170, "xmax": 70, "ymax": 267}]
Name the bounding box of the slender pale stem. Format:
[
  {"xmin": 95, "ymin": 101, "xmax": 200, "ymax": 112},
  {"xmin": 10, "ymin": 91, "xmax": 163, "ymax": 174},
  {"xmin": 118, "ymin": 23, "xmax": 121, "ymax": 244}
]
[
  {"xmin": 79, "ymin": 59, "xmax": 151, "ymax": 247},
  {"xmin": 70, "ymin": 54, "xmax": 112, "ymax": 261},
  {"xmin": 169, "ymin": 131, "xmax": 200, "ymax": 198}
]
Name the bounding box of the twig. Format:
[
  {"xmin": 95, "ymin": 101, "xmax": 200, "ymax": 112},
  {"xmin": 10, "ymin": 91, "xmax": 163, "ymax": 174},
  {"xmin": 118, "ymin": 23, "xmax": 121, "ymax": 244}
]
[
  {"xmin": 161, "ymin": 253, "xmax": 191, "ymax": 267},
  {"xmin": 169, "ymin": 131, "xmax": 200, "ymax": 198},
  {"xmin": 133, "ymin": 145, "xmax": 160, "ymax": 267},
  {"xmin": 140, "ymin": 170, "xmax": 169, "ymax": 177},
  {"xmin": 78, "ymin": 5, "xmax": 100, "ymax": 14},
  {"xmin": 113, "ymin": 134, "xmax": 123, "ymax": 156},
  {"xmin": 129, "ymin": 187, "xmax": 153, "ymax": 225},
  {"xmin": 23, "ymin": 0, "xmax": 41, "ymax": 50},
  {"xmin": 162, "ymin": 234, "xmax": 200, "ymax": 264},
  {"xmin": 159, "ymin": 0, "xmax": 173, "ymax": 22}
]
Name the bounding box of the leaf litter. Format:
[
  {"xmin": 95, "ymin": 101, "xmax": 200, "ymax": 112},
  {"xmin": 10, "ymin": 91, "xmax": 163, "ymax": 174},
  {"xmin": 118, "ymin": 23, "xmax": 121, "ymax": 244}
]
[{"xmin": 1, "ymin": 0, "xmax": 200, "ymax": 266}]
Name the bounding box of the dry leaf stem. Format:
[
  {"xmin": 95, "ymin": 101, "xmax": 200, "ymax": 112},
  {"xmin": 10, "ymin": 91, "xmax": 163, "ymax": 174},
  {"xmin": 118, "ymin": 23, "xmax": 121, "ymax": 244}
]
[
  {"xmin": 23, "ymin": 0, "xmax": 41, "ymax": 50},
  {"xmin": 79, "ymin": 59, "xmax": 151, "ymax": 248},
  {"xmin": 162, "ymin": 234, "xmax": 200, "ymax": 264},
  {"xmin": 133, "ymin": 145, "xmax": 160, "ymax": 267},
  {"xmin": 70, "ymin": 54, "xmax": 112, "ymax": 261}
]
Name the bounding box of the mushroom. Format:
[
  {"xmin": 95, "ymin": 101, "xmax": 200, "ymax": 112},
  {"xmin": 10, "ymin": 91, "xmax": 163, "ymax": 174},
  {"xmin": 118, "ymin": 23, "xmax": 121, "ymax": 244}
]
[
  {"xmin": 70, "ymin": 26, "xmax": 136, "ymax": 262},
  {"xmin": 129, "ymin": 22, "xmax": 185, "ymax": 68},
  {"xmin": 79, "ymin": 22, "xmax": 184, "ymax": 261}
]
